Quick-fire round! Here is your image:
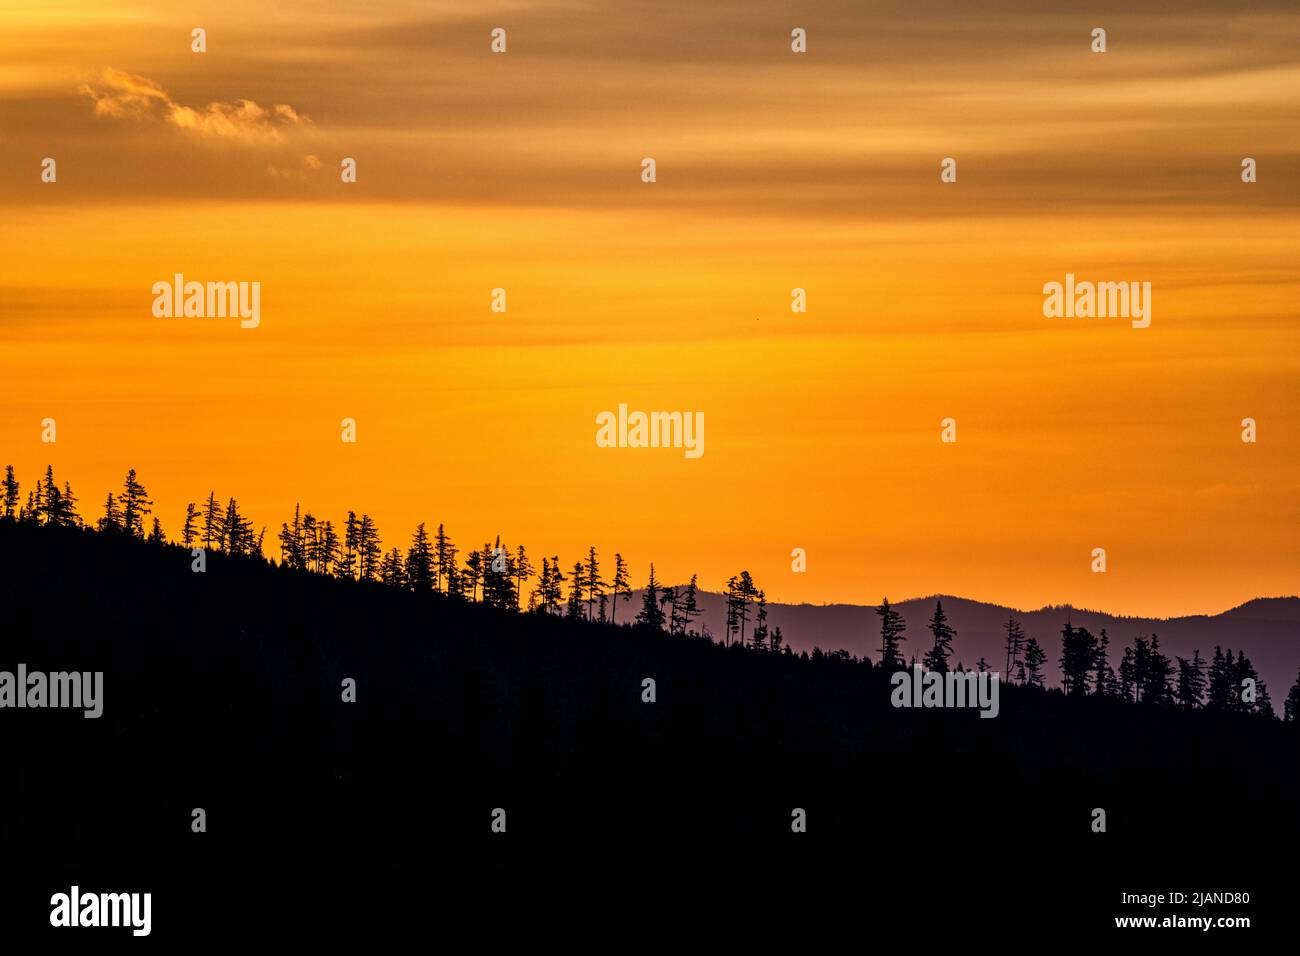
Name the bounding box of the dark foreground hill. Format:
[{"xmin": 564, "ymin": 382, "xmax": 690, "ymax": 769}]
[{"xmin": 1, "ymin": 521, "xmax": 1296, "ymax": 940}]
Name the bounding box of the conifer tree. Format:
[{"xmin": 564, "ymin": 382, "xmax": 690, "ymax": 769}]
[
  {"xmin": 679, "ymin": 574, "xmax": 701, "ymax": 635},
  {"xmin": 1, "ymin": 465, "xmax": 18, "ymax": 519},
  {"xmin": 513, "ymin": 545, "xmax": 534, "ymax": 611},
  {"xmin": 584, "ymin": 546, "xmax": 605, "ymax": 621},
  {"xmin": 434, "ymin": 524, "xmax": 454, "ymax": 592},
  {"xmin": 1022, "ymin": 636, "xmax": 1047, "ymax": 688},
  {"xmin": 278, "ymin": 504, "xmax": 306, "ymax": 569},
  {"xmin": 201, "ymin": 492, "xmax": 223, "ymax": 549},
  {"xmin": 874, "ymin": 598, "xmax": 907, "ymax": 670},
  {"xmin": 181, "ymin": 502, "xmax": 201, "ymax": 548},
  {"xmin": 406, "ymin": 523, "xmax": 434, "ymax": 592},
  {"xmin": 381, "ymin": 547, "xmax": 405, "ymax": 587},
  {"xmin": 463, "ymin": 549, "xmax": 482, "ymax": 601},
  {"xmin": 120, "ymin": 468, "xmax": 152, "ymax": 538},
  {"xmin": 922, "ymin": 600, "xmax": 955, "ymax": 673},
  {"xmin": 357, "ymin": 514, "xmax": 382, "ymax": 581},
  {"xmin": 736, "ymin": 571, "xmax": 756, "ymax": 644},
  {"xmin": 1284, "ymin": 668, "xmax": 1300, "ymax": 722},
  {"xmin": 752, "ymin": 590, "xmax": 769, "ymax": 650},
  {"xmin": 99, "ymin": 492, "xmax": 123, "ymax": 533},
  {"xmin": 1059, "ymin": 623, "xmax": 1099, "ymax": 697},
  {"xmin": 547, "ymin": 557, "xmax": 566, "ymax": 614},
  {"xmin": 566, "ymin": 561, "xmax": 584, "ymax": 619},
  {"xmin": 724, "ymin": 576, "xmax": 740, "ymax": 646},
  {"xmin": 58, "ymin": 481, "xmax": 80, "ymax": 527},
  {"xmin": 610, "ymin": 553, "xmax": 631, "ymax": 624},
  {"xmin": 1232, "ymin": 650, "xmax": 1262, "ymax": 715},
  {"xmin": 1093, "ymin": 629, "xmax": 1116, "ymax": 696},
  {"xmin": 39, "ymin": 466, "xmax": 59, "ymax": 526},
  {"xmin": 1003, "ymin": 615, "xmax": 1025, "ymax": 681},
  {"xmin": 636, "ymin": 563, "xmax": 666, "ymax": 631},
  {"xmin": 1206, "ymin": 646, "xmax": 1233, "ymax": 711},
  {"xmin": 1174, "ymin": 651, "xmax": 1207, "ymax": 710}
]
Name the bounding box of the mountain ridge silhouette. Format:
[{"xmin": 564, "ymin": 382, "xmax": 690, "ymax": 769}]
[{"xmin": 638, "ymin": 589, "xmax": 1300, "ymax": 711}]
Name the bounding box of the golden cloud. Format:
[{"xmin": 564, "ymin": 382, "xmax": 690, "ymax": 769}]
[{"xmin": 80, "ymin": 67, "xmax": 310, "ymax": 140}]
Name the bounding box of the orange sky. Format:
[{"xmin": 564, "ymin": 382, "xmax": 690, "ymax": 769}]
[{"xmin": 2, "ymin": 0, "xmax": 1298, "ymax": 616}]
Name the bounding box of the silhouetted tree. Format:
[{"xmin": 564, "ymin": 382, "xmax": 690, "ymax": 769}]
[
  {"xmin": 922, "ymin": 600, "xmax": 955, "ymax": 673},
  {"xmin": 724, "ymin": 576, "xmax": 740, "ymax": 645},
  {"xmin": 318, "ymin": 519, "xmax": 340, "ymax": 574},
  {"xmin": 637, "ymin": 564, "xmax": 666, "ymax": 631},
  {"xmin": 463, "ymin": 549, "xmax": 482, "ymax": 601},
  {"xmin": 513, "ymin": 545, "xmax": 534, "ymax": 611},
  {"xmin": 1174, "ymin": 651, "xmax": 1206, "ymax": 710},
  {"xmin": 1256, "ymin": 680, "xmax": 1274, "ymax": 719},
  {"xmin": 1059, "ymin": 622, "xmax": 1098, "ymax": 697},
  {"xmin": 752, "ymin": 590, "xmax": 769, "ymax": 650},
  {"xmin": 99, "ymin": 493, "xmax": 123, "ymax": 533},
  {"xmin": 200, "ymin": 493, "xmax": 222, "ymax": 549},
  {"xmin": 1118, "ymin": 645, "xmax": 1136, "ymax": 702},
  {"xmin": 1093, "ymin": 629, "xmax": 1116, "ymax": 696},
  {"xmin": 147, "ymin": 517, "xmax": 165, "ymax": 545},
  {"xmin": 532, "ymin": 557, "xmax": 563, "ymax": 614},
  {"xmin": 381, "ymin": 547, "xmax": 405, "ymax": 587},
  {"xmin": 1, "ymin": 466, "xmax": 18, "ymax": 519},
  {"xmin": 221, "ymin": 497, "xmax": 256, "ymax": 556},
  {"xmin": 38, "ymin": 466, "xmax": 59, "ymax": 526},
  {"xmin": 1142, "ymin": 635, "xmax": 1174, "ymax": 705},
  {"xmin": 1206, "ymin": 646, "xmax": 1233, "ymax": 711},
  {"xmin": 1022, "ymin": 636, "xmax": 1046, "ymax": 689},
  {"xmin": 406, "ymin": 523, "xmax": 434, "ymax": 592},
  {"xmin": 482, "ymin": 537, "xmax": 516, "ymax": 609},
  {"xmin": 1003, "ymin": 615, "xmax": 1025, "ymax": 682},
  {"xmin": 1232, "ymin": 650, "xmax": 1265, "ymax": 715},
  {"xmin": 566, "ymin": 561, "xmax": 584, "ymax": 619},
  {"xmin": 875, "ymin": 598, "xmax": 907, "ymax": 670},
  {"xmin": 181, "ymin": 502, "xmax": 200, "ymax": 548},
  {"xmin": 584, "ymin": 547, "xmax": 605, "ymax": 621},
  {"xmin": 1285, "ymin": 668, "xmax": 1300, "ymax": 722},
  {"xmin": 120, "ymin": 469, "xmax": 152, "ymax": 539},
  {"xmin": 679, "ymin": 574, "xmax": 701, "ymax": 636},
  {"xmin": 357, "ymin": 515, "xmax": 382, "ymax": 581},
  {"xmin": 279, "ymin": 504, "xmax": 306, "ymax": 569},
  {"xmin": 610, "ymin": 553, "xmax": 631, "ymax": 624},
  {"xmin": 736, "ymin": 572, "xmax": 756, "ymax": 645},
  {"xmin": 434, "ymin": 524, "xmax": 455, "ymax": 592}
]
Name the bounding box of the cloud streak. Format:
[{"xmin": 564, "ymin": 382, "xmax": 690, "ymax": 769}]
[{"xmin": 80, "ymin": 67, "xmax": 310, "ymax": 140}]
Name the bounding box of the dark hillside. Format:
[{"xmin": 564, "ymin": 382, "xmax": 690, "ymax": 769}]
[{"xmin": 1, "ymin": 520, "xmax": 1295, "ymax": 938}]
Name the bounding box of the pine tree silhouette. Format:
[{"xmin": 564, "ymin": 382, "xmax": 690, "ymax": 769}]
[
  {"xmin": 637, "ymin": 564, "xmax": 665, "ymax": 631},
  {"xmin": 875, "ymin": 598, "xmax": 907, "ymax": 671},
  {"xmin": 922, "ymin": 599, "xmax": 955, "ymax": 673}
]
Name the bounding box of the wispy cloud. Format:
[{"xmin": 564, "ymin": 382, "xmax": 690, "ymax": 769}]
[{"xmin": 80, "ymin": 67, "xmax": 310, "ymax": 140}]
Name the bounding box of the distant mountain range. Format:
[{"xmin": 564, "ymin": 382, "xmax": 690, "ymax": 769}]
[{"xmin": 635, "ymin": 590, "xmax": 1300, "ymax": 711}]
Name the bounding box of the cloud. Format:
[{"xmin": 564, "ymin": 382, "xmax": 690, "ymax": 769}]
[
  {"xmin": 267, "ymin": 155, "xmax": 325, "ymax": 179},
  {"xmin": 80, "ymin": 67, "xmax": 310, "ymax": 140}
]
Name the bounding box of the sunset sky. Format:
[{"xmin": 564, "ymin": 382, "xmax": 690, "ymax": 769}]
[{"xmin": 1, "ymin": 0, "xmax": 1297, "ymax": 617}]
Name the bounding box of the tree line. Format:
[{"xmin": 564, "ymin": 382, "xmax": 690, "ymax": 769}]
[
  {"xmin": 6, "ymin": 463, "xmax": 1300, "ymax": 720},
  {"xmin": 1, "ymin": 464, "xmax": 718, "ymax": 634},
  {"xmin": 874, "ymin": 594, "xmax": 1292, "ymax": 718}
]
